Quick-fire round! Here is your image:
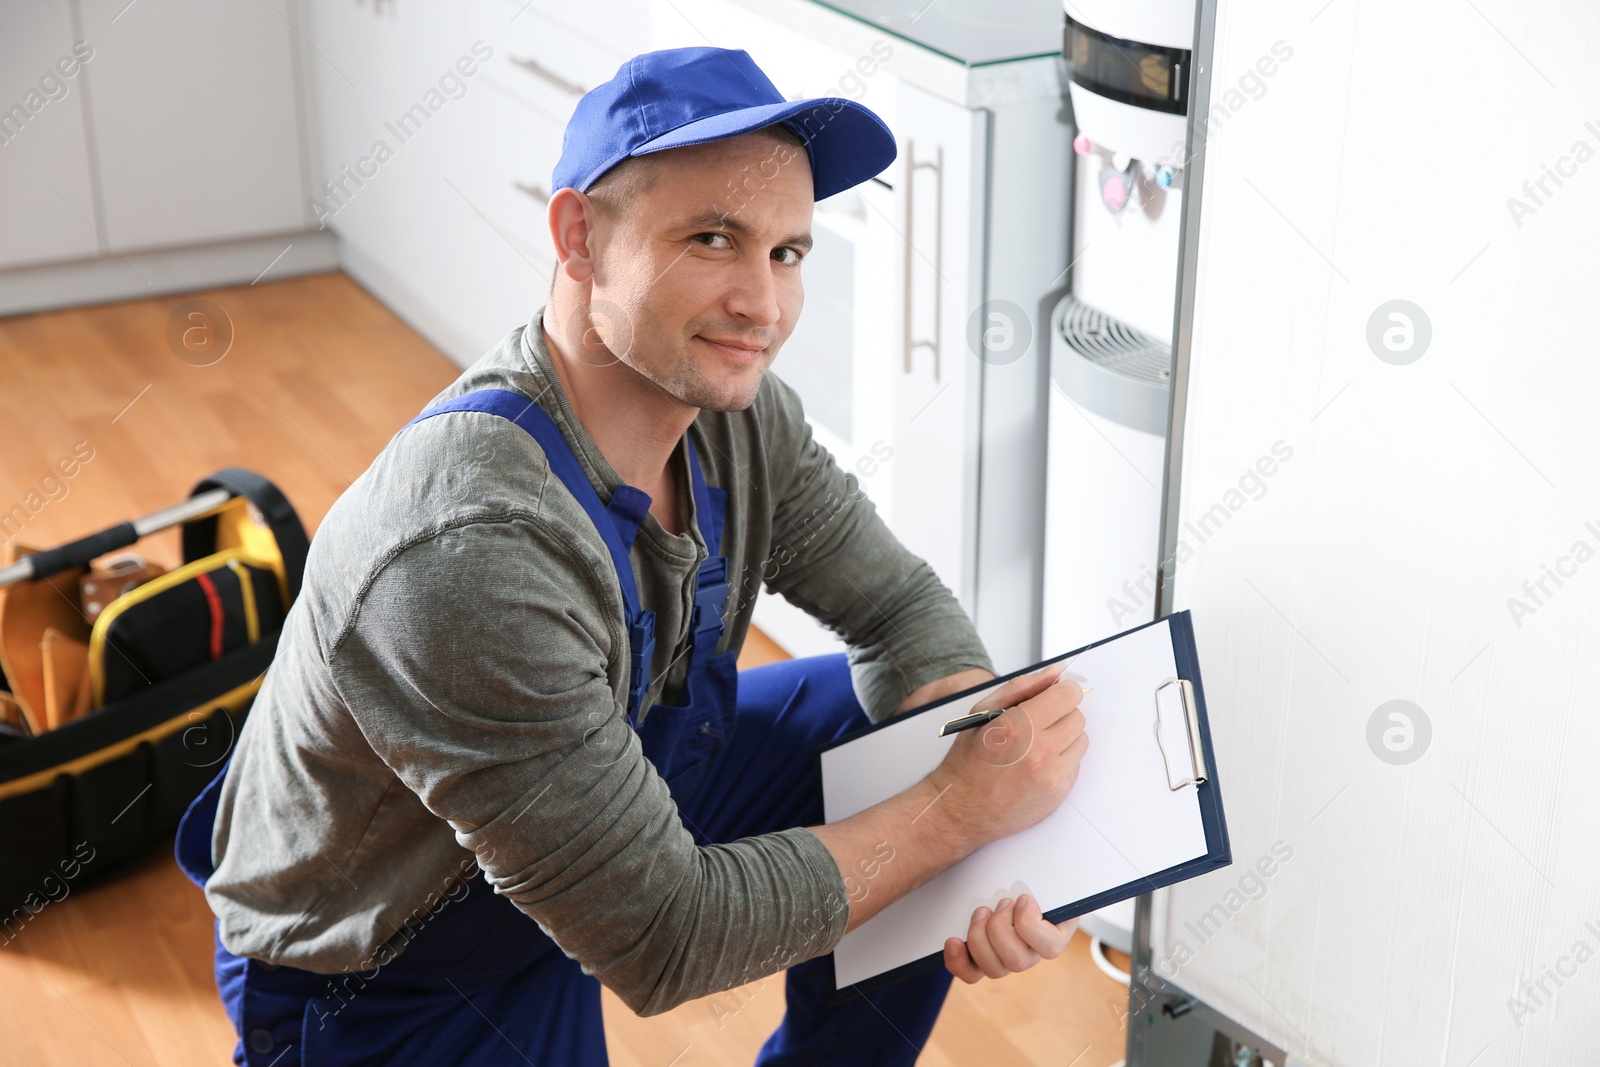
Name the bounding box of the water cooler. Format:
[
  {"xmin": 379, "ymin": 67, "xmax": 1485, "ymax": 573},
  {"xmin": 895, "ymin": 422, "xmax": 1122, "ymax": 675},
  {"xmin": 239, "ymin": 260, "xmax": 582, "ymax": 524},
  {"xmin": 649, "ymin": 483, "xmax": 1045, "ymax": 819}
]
[{"xmin": 1044, "ymin": 0, "xmax": 1195, "ymax": 963}]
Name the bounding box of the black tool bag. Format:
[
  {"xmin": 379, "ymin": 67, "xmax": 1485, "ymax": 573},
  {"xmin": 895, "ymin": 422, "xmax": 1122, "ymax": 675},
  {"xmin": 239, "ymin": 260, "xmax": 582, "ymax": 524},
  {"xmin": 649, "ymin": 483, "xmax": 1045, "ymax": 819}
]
[{"xmin": 0, "ymin": 469, "xmax": 308, "ymax": 918}]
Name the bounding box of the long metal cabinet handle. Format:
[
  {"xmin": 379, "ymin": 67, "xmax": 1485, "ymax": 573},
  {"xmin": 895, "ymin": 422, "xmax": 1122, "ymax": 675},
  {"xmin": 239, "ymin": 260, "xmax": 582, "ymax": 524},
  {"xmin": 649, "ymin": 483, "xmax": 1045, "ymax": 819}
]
[
  {"xmin": 901, "ymin": 140, "xmax": 944, "ymax": 381},
  {"xmin": 509, "ymin": 55, "xmax": 587, "ymax": 97}
]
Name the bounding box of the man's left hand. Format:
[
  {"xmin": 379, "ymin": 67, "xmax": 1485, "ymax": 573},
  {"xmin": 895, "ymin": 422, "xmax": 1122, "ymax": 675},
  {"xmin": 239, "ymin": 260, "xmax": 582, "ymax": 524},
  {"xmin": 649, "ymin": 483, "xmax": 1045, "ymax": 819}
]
[{"xmin": 943, "ymin": 894, "xmax": 1079, "ymax": 982}]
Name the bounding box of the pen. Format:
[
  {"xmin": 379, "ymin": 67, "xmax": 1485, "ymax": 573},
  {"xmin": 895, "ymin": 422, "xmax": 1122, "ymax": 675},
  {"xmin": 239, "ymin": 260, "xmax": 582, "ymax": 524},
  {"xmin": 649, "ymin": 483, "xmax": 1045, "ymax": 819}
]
[{"xmin": 938, "ymin": 687, "xmax": 1090, "ymax": 737}]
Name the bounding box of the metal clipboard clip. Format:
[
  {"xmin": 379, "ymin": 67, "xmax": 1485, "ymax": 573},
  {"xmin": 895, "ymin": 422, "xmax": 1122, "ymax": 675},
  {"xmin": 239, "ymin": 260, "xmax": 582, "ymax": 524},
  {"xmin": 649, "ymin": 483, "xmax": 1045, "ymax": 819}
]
[{"xmin": 1153, "ymin": 677, "xmax": 1208, "ymax": 792}]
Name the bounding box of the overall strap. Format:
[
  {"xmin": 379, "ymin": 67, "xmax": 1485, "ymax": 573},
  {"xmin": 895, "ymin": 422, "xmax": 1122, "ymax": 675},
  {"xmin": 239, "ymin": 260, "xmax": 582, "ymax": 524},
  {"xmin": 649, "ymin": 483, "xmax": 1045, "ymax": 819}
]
[
  {"xmin": 682, "ymin": 433, "xmax": 730, "ymax": 670},
  {"xmin": 402, "ymin": 389, "xmax": 657, "ymax": 719},
  {"xmin": 682, "ymin": 433, "xmax": 725, "ymax": 555},
  {"xmin": 400, "ymin": 389, "xmax": 729, "ymax": 721},
  {"xmin": 402, "ymin": 390, "xmax": 646, "ymax": 611}
]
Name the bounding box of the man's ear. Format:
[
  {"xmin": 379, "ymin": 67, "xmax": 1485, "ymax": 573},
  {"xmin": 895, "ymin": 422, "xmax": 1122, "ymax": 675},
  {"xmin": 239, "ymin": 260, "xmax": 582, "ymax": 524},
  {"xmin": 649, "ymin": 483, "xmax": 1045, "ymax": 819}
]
[{"xmin": 548, "ymin": 187, "xmax": 600, "ymax": 284}]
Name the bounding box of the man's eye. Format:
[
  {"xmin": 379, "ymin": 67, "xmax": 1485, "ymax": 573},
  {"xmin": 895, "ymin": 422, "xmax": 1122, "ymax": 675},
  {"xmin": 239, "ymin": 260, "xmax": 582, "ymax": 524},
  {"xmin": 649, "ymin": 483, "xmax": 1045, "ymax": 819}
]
[
  {"xmin": 774, "ymin": 247, "xmax": 803, "ymax": 266},
  {"xmin": 695, "ymin": 232, "xmax": 732, "ymax": 249}
]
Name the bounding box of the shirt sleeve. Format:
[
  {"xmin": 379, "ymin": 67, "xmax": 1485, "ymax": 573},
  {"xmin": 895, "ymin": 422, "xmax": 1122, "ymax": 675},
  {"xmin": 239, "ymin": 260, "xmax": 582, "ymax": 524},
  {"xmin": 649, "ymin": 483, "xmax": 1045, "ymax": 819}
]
[
  {"xmin": 756, "ymin": 374, "xmax": 995, "ymax": 723},
  {"xmin": 326, "ymin": 514, "xmax": 851, "ymax": 1016}
]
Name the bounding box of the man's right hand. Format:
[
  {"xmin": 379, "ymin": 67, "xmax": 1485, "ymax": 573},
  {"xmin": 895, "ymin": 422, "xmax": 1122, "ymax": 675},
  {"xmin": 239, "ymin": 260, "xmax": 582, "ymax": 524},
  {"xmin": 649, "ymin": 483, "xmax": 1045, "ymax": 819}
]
[
  {"xmin": 930, "ymin": 662, "xmax": 1090, "ymax": 847},
  {"xmin": 806, "ymin": 662, "xmax": 1089, "ymax": 937}
]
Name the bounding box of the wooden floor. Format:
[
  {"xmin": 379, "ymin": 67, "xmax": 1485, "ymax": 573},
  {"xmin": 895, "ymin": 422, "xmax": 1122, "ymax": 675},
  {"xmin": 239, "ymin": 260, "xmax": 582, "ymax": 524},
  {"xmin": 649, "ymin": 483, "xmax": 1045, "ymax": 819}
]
[{"xmin": 0, "ymin": 273, "xmax": 1132, "ymax": 1066}]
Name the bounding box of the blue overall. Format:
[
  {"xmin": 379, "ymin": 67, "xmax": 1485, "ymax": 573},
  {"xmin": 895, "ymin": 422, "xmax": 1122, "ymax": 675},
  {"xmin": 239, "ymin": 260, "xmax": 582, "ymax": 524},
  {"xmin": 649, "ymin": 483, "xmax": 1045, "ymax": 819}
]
[{"xmin": 175, "ymin": 389, "xmax": 952, "ymax": 1066}]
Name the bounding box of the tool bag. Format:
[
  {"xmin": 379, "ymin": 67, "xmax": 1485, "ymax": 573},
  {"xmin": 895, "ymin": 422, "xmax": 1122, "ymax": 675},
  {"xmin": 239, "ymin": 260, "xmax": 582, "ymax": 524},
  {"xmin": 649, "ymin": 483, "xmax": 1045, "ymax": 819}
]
[{"xmin": 0, "ymin": 469, "xmax": 308, "ymax": 917}]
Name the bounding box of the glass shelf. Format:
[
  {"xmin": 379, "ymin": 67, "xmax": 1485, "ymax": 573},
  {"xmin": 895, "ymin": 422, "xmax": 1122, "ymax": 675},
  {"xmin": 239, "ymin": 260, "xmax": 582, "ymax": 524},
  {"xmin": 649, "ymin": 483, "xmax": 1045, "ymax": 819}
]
[{"xmin": 812, "ymin": 0, "xmax": 1064, "ymax": 67}]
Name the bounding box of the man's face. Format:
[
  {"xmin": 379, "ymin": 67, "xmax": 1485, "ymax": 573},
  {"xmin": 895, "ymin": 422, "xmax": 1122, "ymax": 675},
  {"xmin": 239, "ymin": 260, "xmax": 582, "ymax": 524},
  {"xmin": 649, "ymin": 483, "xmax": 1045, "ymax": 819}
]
[{"xmin": 583, "ymin": 131, "xmax": 814, "ymax": 413}]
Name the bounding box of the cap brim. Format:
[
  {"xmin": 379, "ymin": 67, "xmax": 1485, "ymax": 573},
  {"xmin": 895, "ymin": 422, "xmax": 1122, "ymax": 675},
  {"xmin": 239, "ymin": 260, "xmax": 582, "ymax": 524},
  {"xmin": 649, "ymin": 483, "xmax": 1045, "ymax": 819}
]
[{"xmin": 627, "ymin": 97, "xmax": 897, "ymax": 202}]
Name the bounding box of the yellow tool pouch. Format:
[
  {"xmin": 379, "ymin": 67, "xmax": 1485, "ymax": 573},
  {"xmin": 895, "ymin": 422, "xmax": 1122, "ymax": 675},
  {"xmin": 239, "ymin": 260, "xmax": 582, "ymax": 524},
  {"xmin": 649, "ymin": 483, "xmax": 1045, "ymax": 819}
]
[{"xmin": 0, "ymin": 468, "xmax": 308, "ymax": 916}]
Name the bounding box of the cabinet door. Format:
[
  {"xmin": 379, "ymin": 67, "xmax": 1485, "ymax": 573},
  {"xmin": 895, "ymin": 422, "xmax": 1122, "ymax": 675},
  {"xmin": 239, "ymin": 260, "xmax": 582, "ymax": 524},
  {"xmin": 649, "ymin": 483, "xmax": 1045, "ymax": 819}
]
[
  {"xmin": 76, "ymin": 0, "xmax": 307, "ymax": 251},
  {"xmin": 892, "ymin": 81, "xmax": 986, "ymax": 612},
  {"xmin": 0, "ymin": 3, "xmax": 99, "ymax": 269},
  {"xmin": 302, "ymin": 1, "xmax": 473, "ymax": 256}
]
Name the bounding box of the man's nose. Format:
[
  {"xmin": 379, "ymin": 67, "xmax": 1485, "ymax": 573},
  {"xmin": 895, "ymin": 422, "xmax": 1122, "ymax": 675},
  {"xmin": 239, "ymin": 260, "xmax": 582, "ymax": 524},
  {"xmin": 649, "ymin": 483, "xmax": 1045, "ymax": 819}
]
[{"xmin": 724, "ymin": 254, "xmax": 782, "ymax": 328}]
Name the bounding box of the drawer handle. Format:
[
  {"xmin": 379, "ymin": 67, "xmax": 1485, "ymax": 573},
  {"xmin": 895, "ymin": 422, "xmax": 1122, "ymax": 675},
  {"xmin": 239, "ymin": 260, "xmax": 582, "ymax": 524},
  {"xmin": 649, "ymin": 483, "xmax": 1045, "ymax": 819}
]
[
  {"xmin": 902, "ymin": 139, "xmax": 944, "ymax": 381},
  {"xmin": 513, "ymin": 180, "xmax": 551, "ymax": 204},
  {"xmin": 509, "ymin": 55, "xmax": 587, "ymax": 97}
]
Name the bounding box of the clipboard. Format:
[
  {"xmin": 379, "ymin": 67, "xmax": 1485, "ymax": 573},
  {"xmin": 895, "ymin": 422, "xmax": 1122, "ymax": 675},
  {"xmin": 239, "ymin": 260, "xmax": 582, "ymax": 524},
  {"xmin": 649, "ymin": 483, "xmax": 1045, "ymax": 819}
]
[{"xmin": 818, "ymin": 609, "xmax": 1230, "ymax": 995}]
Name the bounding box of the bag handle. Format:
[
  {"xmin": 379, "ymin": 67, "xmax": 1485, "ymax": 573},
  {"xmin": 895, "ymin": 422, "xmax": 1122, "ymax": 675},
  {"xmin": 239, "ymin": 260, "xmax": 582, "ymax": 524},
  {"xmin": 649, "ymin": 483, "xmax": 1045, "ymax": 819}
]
[
  {"xmin": 180, "ymin": 468, "xmax": 311, "ymax": 603},
  {"xmin": 0, "ymin": 489, "xmax": 232, "ymax": 590},
  {"xmin": 0, "ymin": 468, "xmax": 310, "ymax": 607}
]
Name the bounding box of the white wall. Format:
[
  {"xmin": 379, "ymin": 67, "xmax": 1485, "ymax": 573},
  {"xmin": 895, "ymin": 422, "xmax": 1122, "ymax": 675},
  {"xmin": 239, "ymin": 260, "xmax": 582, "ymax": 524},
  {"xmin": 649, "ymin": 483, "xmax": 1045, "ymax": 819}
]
[{"xmin": 1152, "ymin": 0, "xmax": 1600, "ymax": 1063}]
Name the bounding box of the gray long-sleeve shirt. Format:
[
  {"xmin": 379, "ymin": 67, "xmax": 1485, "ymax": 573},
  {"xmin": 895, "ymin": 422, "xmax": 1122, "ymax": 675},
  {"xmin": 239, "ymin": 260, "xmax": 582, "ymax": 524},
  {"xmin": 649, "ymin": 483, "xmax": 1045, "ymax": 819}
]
[{"xmin": 204, "ymin": 308, "xmax": 993, "ymax": 1015}]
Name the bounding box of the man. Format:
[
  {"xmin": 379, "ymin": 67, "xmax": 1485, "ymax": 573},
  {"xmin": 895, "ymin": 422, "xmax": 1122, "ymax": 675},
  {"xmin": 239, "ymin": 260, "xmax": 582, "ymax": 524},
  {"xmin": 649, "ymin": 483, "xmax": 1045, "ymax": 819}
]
[{"xmin": 177, "ymin": 46, "xmax": 1089, "ymax": 1066}]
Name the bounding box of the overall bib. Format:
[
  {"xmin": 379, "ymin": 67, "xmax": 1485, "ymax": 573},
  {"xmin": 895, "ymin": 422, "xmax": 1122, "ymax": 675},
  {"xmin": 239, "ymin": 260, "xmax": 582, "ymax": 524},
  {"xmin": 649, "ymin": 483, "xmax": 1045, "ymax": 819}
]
[{"xmin": 176, "ymin": 389, "xmax": 951, "ymax": 1066}]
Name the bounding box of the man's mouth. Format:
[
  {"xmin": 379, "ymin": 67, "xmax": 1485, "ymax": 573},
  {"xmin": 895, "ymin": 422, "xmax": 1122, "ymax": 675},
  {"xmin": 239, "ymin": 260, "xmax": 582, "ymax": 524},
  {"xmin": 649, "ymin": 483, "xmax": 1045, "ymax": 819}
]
[{"xmin": 696, "ymin": 335, "xmax": 767, "ymax": 364}]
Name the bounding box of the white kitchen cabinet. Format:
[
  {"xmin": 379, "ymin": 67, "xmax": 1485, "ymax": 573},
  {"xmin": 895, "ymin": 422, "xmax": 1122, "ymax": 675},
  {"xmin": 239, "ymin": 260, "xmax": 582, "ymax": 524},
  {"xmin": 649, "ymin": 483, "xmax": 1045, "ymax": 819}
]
[
  {"xmin": 74, "ymin": 0, "xmax": 308, "ymax": 252},
  {"xmin": 302, "ymin": 0, "xmax": 646, "ymax": 363},
  {"xmin": 303, "ymin": 0, "xmax": 535, "ymax": 361},
  {"xmin": 299, "ymin": 0, "xmax": 471, "ymax": 259},
  {"xmin": 0, "ymin": 2, "xmax": 100, "ymax": 270},
  {"xmin": 0, "ymin": 0, "xmax": 329, "ymax": 312}
]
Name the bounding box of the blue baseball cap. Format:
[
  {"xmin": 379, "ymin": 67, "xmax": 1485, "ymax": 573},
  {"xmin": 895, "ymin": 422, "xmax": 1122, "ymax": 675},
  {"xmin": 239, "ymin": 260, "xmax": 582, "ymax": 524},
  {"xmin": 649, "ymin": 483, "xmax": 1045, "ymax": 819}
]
[{"xmin": 552, "ymin": 46, "xmax": 897, "ymax": 202}]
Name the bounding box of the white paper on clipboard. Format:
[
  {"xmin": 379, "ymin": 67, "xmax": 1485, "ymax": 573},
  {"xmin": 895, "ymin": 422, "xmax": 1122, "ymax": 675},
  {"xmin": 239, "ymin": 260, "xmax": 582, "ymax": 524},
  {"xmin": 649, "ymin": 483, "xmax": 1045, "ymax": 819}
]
[{"xmin": 820, "ymin": 616, "xmax": 1212, "ymax": 990}]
